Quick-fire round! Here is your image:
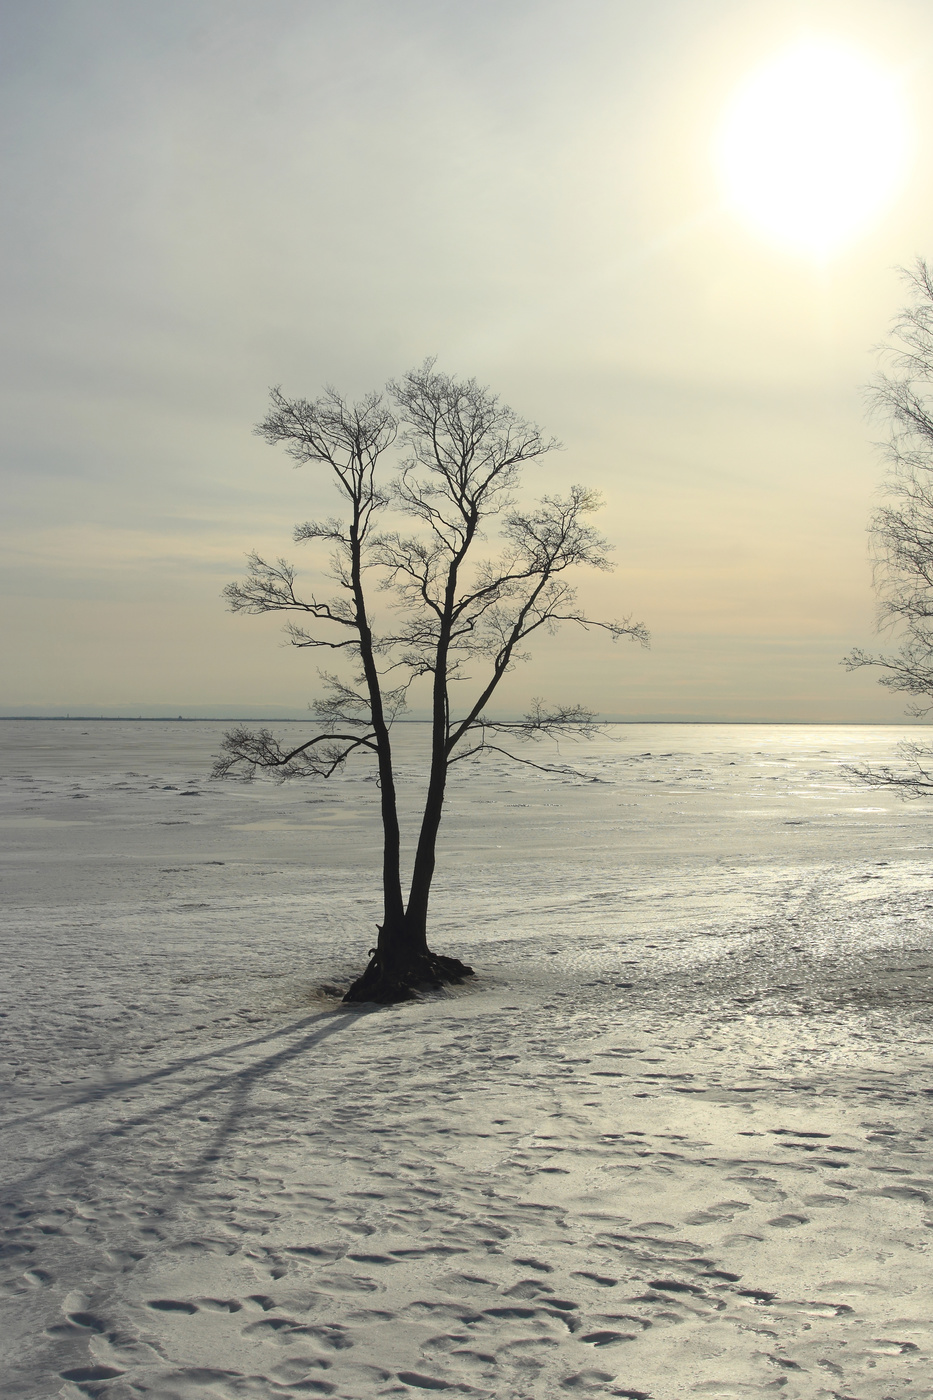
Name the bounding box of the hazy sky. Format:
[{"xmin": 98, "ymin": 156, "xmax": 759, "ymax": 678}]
[{"xmin": 4, "ymin": 0, "xmax": 933, "ymax": 721}]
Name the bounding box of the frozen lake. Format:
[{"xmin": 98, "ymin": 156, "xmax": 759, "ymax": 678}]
[{"xmin": 2, "ymin": 721, "xmax": 933, "ymax": 1399}]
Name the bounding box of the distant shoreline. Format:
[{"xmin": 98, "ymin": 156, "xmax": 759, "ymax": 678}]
[{"xmin": 0, "ymin": 716, "xmax": 929, "ymax": 726}]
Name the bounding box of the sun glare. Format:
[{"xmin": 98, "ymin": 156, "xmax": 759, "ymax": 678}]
[{"xmin": 714, "ymin": 39, "xmax": 910, "ymax": 256}]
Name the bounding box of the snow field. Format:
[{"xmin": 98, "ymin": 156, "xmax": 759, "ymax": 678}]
[{"xmin": 2, "ymin": 722, "xmax": 933, "ymax": 1399}]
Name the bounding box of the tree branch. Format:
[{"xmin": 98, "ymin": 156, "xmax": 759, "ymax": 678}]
[
  {"xmin": 844, "ymin": 740, "xmax": 933, "ymax": 797},
  {"xmin": 224, "ymin": 553, "xmax": 358, "ymax": 626},
  {"xmin": 212, "ymin": 726, "xmax": 377, "ymax": 781}
]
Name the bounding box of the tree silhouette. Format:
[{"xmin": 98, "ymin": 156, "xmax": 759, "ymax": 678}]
[
  {"xmin": 845, "ymin": 262, "xmax": 933, "ymax": 794},
  {"xmin": 215, "ymin": 361, "xmax": 647, "ymax": 1001}
]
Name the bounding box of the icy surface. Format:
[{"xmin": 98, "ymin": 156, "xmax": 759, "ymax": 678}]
[{"xmin": 2, "ymin": 721, "xmax": 933, "ymax": 1399}]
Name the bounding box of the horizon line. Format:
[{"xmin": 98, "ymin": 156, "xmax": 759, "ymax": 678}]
[{"xmin": 0, "ymin": 715, "xmax": 928, "ymax": 727}]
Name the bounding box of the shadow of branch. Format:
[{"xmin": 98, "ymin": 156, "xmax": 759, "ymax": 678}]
[{"xmin": 2, "ymin": 1009, "xmax": 369, "ymax": 1200}]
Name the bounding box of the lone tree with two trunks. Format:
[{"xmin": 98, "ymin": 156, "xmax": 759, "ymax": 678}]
[
  {"xmin": 845, "ymin": 261, "xmax": 933, "ymax": 794},
  {"xmin": 214, "ymin": 361, "xmax": 647, "ymax": 1003}
]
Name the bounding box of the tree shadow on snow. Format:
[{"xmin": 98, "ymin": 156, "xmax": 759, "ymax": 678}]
[{"xmin": 1, "ymin": 1007, "xmax": 370, "ymax": 1202}]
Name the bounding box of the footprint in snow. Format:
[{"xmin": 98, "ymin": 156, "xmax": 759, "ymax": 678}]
[
  {"xmin": 580, "ymin": 1330, "xmax": 636, "ymax": 1346},
  {"xmin": 684, "ymin": 1200, "xmax": 750, "ymax": 1224},
  {"xmin": 397, "ymin": 1373, "xmax": 460, "ymax": 1391},
  {"xmin": 60, "ymin": 1368, "xmax": 126, "ymax": 1383},
  {"xmin": 67, "ymin": 1311, "xmax": 107, "ymax": 1331}
]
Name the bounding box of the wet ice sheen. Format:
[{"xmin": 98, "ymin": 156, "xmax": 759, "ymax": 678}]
[{"xmin": 1, "ymin": 721, "xmax": 932, "ymax": 1398}]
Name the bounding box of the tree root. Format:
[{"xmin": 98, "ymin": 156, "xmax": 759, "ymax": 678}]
[{"xmin": 343, "ymin": 950, "xmax": 475, "ymax": 1005}]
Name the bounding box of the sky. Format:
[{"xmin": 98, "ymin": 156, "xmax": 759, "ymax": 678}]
[{"xmin": 3, "ymin": 0, "xmax": 933, "ymax": 722}]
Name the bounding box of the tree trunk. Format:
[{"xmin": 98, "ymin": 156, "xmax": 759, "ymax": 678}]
[
  {"xmin": 343, "ymin": 753, "xmax": 473, "ymax": 1004},
  {"xmin": 404, "ymin": 754, "xmax": 446, "ymax": 945},
  {"xmin": 342, "ymin": 916, "xmax": 472, "ymax": 1003},
  {"xmin": 343, "ymin": 554, "xmax": 474, "ymax": 1004},
  {"xmin": 373, "ymin": 726, "xmax": 404, "ymax": 936}
]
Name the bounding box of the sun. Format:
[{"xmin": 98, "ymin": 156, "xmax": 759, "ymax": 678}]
[{"xmin": 714, "ymin": 39, "xmax": 910, "ymax": 256}]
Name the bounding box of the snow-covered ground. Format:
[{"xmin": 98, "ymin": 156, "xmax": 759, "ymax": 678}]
[{"xmin": 2, "ymin": 720, "xmax": 933, "ymax": 1400}]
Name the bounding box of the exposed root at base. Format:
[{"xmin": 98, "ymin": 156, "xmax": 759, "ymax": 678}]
[{"xmin": 343, "ymin": 951, "xmax": 475, "ymax": 1005}]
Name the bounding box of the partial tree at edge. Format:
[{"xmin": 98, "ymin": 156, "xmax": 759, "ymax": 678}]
[{"xmin": 845, "ymin": 260, "xmax": 933, "ymax": 794}]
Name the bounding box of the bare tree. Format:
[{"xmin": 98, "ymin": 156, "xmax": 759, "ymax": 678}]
[
  {"xmin": 845, "ymin": 261, "xmax": 933, "ymax": 793},
  {"xmin": 214, "ymin": 362, "xmax": 648, "ymax": 1002}
]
